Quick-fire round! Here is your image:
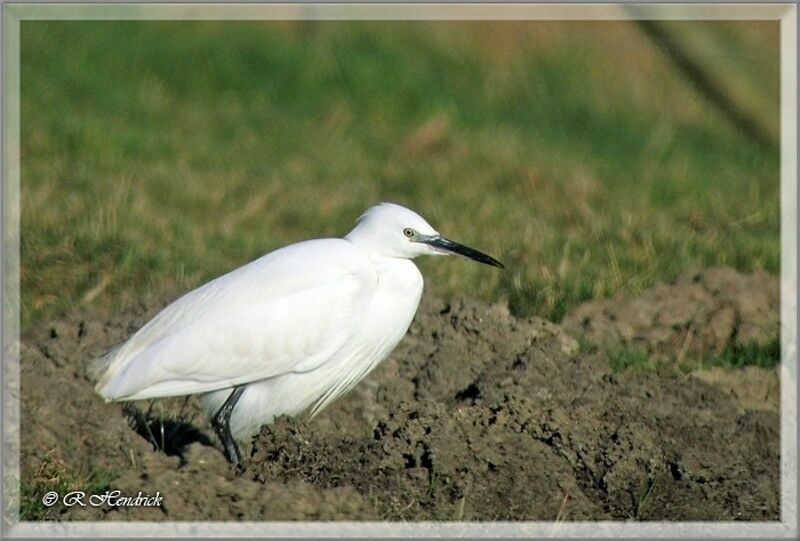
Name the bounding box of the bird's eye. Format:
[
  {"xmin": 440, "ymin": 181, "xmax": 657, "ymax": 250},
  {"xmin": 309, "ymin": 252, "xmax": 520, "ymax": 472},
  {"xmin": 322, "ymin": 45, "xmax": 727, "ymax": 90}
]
[{"xmin": 403, "ymin": 228, "xmax": 414, "ymax": 238}]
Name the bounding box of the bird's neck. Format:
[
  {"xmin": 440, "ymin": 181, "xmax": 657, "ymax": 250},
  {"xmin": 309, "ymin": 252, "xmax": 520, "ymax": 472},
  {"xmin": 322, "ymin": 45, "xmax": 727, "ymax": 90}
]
[{"xmin": 344, "ymin": 234, "xmax": 413, "ymax": 270}]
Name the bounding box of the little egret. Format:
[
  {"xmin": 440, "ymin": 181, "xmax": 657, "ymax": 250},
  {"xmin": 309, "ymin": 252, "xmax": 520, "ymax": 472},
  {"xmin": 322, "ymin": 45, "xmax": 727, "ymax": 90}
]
[{"xmin": 93, "ymin": 202, "xmax": 503, "ymax": 466}]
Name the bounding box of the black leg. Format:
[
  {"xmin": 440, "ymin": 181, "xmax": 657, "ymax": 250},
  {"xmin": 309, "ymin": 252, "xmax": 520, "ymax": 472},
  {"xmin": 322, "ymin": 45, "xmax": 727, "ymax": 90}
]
[{"xmin": 212, "ymin": 385, "xmax": 246, "ymax": 469}]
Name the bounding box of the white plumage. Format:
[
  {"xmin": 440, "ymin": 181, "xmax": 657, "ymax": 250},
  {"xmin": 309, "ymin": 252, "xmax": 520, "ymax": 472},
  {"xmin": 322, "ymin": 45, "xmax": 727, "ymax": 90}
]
[{"xmin": 93, "ymin": 202, "xmax": 502, "ymax": 463}]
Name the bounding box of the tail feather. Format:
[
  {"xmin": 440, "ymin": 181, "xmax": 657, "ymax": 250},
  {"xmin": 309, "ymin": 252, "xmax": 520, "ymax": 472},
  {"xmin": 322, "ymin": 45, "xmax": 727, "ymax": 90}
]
[{"xmin": 88, "ymin": 344, "xmax": 124, "ymax": 400}]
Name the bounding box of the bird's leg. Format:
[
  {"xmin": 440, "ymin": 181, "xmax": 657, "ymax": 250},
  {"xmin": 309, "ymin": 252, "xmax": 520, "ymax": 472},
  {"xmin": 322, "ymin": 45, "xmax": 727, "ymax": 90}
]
[{"xmin": 212, "ymin": 385, "xmax": 246, "ymax": 469}]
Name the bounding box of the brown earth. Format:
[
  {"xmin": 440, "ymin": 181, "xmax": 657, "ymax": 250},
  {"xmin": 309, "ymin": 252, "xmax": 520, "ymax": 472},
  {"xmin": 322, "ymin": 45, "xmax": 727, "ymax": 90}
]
[{"xmin": 18, "ymin": 267, "xmax": 780, "ymax": 521}]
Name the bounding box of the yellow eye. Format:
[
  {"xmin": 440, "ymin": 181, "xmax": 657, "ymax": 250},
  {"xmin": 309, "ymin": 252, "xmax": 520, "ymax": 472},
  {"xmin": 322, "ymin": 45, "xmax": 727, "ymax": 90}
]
[{"xmin": 403, "ymin": 228, "xmax": 414, "ymax": 238}]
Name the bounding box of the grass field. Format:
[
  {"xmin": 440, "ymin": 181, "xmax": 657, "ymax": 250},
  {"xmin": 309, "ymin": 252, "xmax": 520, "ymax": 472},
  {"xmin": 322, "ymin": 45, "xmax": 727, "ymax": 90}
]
[{"xmin": 20, "ymin": 20, "xmax": 780, "ymax": 332}]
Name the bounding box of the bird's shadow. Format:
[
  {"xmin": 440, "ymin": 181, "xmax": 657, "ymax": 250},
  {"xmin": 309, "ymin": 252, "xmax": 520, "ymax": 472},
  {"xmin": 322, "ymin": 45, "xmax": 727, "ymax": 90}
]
[{"xmin": 123, "ymin": 402, "xmax": 213, "ymax": 467}]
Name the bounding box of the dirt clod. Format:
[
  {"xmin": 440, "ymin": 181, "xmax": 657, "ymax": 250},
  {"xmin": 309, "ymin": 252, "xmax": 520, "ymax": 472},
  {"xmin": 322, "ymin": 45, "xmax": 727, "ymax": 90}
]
[{"xmin": 562, "ymin": 267, "xmax": 779, "ymax": 360}]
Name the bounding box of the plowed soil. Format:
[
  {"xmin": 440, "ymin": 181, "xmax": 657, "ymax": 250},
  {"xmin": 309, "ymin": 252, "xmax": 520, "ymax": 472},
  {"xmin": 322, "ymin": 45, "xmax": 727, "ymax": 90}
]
[{"xmin": 19, "ymin": 267, "xmax": 780, "ymax": 521}]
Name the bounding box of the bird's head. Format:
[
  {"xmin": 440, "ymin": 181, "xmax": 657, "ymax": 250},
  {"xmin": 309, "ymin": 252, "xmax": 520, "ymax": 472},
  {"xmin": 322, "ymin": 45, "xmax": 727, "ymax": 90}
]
[{"xmin": 345, "ymin": 202, "xmax": 503, "ymax": 268}]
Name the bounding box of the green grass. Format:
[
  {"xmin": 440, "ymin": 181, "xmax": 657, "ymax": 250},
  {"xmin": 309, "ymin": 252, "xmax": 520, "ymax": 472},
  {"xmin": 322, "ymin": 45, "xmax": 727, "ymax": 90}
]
[
  {"xmin": 608, "ymin": 347, "xmax": 655, "ymax": 373},
  {"xmin": 608, "ymin": 337, "xmax": 781, "ymax": 374},
  {"xmin": 715, "ymin": 338, "xmax": 781, "ymax": 370},
  {"xmin": 19, "ymin": 452, "xmax": 116, "ymax": 521},
  {"xmin": 19, "ymin": 20, "xmax": 780, "ymax": 331}
]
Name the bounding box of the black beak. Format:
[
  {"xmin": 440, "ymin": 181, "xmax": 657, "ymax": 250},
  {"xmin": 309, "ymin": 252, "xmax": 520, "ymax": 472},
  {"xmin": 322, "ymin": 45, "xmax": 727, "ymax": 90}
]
[{"xmin": 422, "ymin": 236, "xmax": 504, "ymax": 268}]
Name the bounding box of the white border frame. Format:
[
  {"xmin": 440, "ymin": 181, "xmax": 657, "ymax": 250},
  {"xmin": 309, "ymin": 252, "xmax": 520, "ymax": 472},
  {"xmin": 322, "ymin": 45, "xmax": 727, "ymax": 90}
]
[{"xmin": 2, "ymin": 2, "xmax": 797, "ymax": 538}]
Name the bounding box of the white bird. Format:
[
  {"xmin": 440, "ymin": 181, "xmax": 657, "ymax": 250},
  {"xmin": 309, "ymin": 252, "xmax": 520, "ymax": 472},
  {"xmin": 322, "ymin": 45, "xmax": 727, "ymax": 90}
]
[{"xmin": 93, "ymin": 202, "xmax": 502, "ymax": 466}]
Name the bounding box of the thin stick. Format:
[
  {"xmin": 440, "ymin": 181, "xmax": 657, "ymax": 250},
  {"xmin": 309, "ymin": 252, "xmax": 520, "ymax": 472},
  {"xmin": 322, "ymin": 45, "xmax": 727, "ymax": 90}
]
[
  {"xmin": 552, "ymin": 492, "xmax": 570, "ymax": 534},
  {"xmin": 629, "ymin": 16, "xmax": 777, "ymax": 150}
]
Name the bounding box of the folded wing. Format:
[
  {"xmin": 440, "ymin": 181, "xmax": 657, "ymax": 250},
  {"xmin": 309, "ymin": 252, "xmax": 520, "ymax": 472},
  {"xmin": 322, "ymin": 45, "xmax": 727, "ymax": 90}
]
[{"xmin": 95, "ymin": 239, "xmax": 376, "ymax": 401}]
